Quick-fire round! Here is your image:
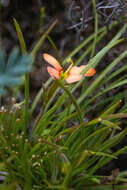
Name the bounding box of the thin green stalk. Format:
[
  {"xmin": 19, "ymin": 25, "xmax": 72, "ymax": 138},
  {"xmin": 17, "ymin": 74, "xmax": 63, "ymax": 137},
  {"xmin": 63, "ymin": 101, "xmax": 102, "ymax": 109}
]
[
  {"xmin": 33, "ymin": 82, "xmax": 58, "ymax": 129},
  {"xmin": 30, "ymin": 79, "xmax": 51, "ymax": 116},
  {"xmin": 55, "ymin": 80, "xmax": 84, "ymax": 138},
  {"xmin": 31, "ymin": 19, "xmax": 57, "ymax": 56},
  {"xmin": 90, "ymin": 0, "xmax": 98, "ymax": 58},
  {"xmin": 24, "ymin": 73, "xmax": 29, "ymax": 129},
  {"xmin": 61, "ymin": 165, "xmax": 73, "ymax": 189},
  {"xmin": 47, "ymin": 34, "xmax": 61, "ymax": 62},
  {"xmin": 13, "ymin": 19, "xmax": 26, "ymax": 54},
  {"xmin": 13, "ymin": 18, "xmax": 29, "ymax": 132},
  {"xmin": 39, "ymin": 7, "xmax": 45, "ymax": 34}
]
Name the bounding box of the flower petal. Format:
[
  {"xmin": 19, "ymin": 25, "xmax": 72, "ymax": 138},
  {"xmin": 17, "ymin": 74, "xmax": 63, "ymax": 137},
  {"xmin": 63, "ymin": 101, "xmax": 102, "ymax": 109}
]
[
  {"xmin": 43, "ymin": 53, "xmax": 62, "ymax": 71},
  {"xmin": 66, "ymin": 74, "xmax": 83, "ymax": 84},
  {"xmin": 47, "ymin": 66, "xmax": 60, "ymax": 79},
  {"xmin": 69, "ymin": 66, "xmax": 86, "ymax": 75},
  {"xmin": 70, "ymin": 65, "xmax": 96, "ymax": 77},
  {"xmin": 84, "ymin": 67, "xmax": 96, "ymax": 77}
]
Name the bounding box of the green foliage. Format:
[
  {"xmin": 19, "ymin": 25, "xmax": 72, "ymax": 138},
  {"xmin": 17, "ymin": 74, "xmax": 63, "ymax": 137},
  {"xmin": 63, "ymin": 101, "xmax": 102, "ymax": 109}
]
[
  {"xmin": 1, "ymin": 14, "xmax": 127, "ymax": 190},
  {"xmin": 0, "ymin": 48, "xmax": 33, "ymax": 94}
]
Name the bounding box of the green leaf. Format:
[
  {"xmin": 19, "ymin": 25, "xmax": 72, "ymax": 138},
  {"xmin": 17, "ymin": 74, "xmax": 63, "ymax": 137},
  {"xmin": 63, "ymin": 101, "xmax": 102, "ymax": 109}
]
[
  {"xmin": 0, "ymin": 48, "xmax": 33, "ymax": 94},
  {"xmin": 0, "ymin": 74, "xmax": 21, "ymax": 86},
  {"xmin": 88, "ymin": 150, "xmax": 117, "ymax": 159},
  {"xmin": 0, "ymin": 88, "xmax": 5, "ymax": 95},
  {"xmin": 13, "ymin": 18, "xmax": 27, "ymax": 54}
]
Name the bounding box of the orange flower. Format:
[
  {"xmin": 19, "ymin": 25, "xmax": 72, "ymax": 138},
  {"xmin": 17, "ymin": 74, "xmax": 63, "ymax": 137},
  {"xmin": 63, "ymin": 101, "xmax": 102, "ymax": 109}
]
[{"xmin": 43, "ymin": 53, "xmax": 96, "ymax": 84}]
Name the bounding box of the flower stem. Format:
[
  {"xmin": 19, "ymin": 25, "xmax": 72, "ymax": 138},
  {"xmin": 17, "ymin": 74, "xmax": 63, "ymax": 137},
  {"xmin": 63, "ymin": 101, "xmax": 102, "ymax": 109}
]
[{"xmin": 55, "ymin": 80, "xmax": 85, "ymax": 138}]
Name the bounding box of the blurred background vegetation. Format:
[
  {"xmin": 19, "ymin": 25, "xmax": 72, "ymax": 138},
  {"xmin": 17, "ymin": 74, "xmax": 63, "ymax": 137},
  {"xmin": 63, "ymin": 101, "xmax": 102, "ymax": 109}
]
[{"xmin": 1, "ymin": 0, "xmax": 127, "ymax": 87}]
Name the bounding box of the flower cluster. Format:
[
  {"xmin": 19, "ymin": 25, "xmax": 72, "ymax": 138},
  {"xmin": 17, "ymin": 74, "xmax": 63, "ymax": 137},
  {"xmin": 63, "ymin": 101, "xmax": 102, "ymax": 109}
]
[{"xmin": 43, "ymin": 53, "xmax": 96, "ymax": 83}]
